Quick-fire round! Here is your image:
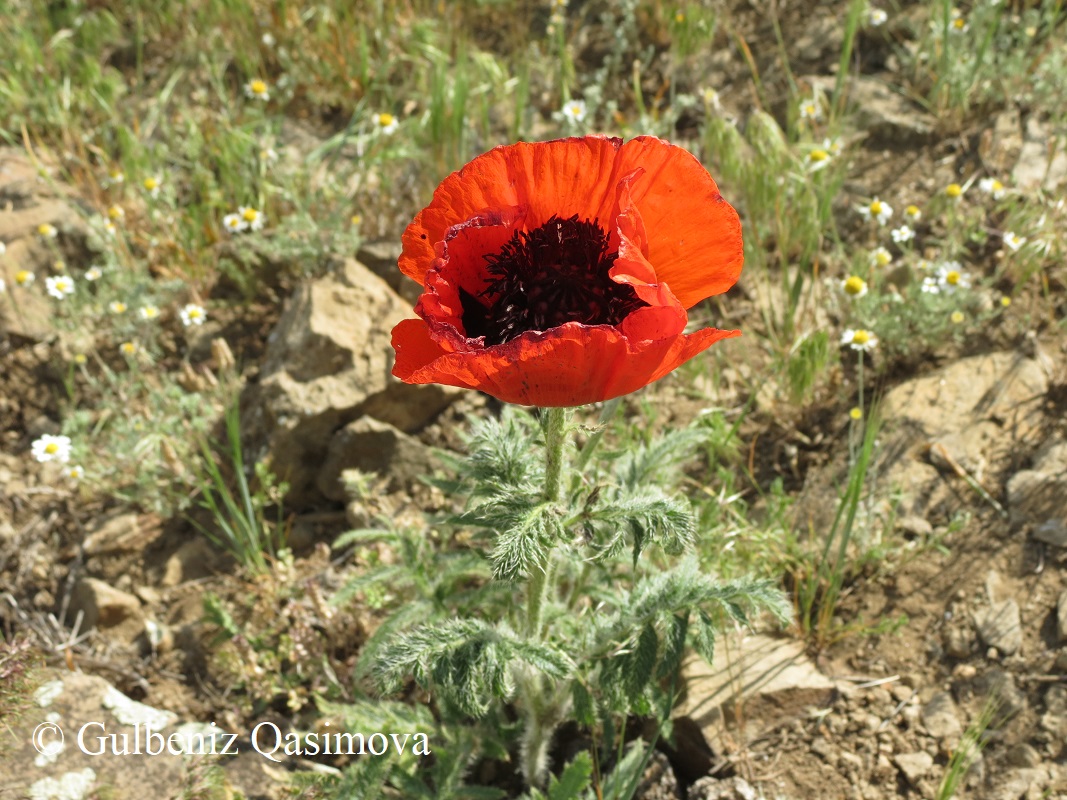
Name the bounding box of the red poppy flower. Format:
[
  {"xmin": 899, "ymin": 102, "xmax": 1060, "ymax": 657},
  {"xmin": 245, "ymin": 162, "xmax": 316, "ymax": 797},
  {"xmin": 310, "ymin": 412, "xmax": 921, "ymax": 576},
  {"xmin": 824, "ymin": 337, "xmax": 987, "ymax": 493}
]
[{"xmin": 391, "ymin": 135, "xmax": 743, "ymax": 407}]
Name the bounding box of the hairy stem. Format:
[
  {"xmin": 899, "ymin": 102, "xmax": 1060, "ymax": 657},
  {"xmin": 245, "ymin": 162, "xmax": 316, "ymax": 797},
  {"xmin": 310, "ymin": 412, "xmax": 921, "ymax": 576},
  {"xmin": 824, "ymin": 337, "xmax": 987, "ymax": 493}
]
[{"xmin": 525, "ymin": 407, "xmax": 569, "ymax": 639}]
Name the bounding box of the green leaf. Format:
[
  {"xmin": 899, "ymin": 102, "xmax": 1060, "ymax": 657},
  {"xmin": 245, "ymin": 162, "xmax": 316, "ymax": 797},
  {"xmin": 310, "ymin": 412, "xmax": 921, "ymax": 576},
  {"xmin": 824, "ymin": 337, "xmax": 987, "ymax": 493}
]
[{"xmin": 547, "ymin": 751, "xmax": 593, "ymax": 800}]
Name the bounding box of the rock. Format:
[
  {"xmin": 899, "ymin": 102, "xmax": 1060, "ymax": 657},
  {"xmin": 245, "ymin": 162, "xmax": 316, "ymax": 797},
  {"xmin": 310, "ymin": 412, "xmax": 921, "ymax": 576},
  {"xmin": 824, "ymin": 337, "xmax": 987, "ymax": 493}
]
[
  {"xmin": 677, "ymin": 633, "xmax": 838, "ymax": 753},
  {"xmin": 897, "ymin": 515, "xmax": 933, "ymax": 538},
  {"xmin": 356, "ymin": 240, "xmax": 419, "ymax": 303},
  {"xmin": 316, "ymin": 416, "xmax": 436, "ymax": 501},
  {"xmin": 974, "ymin": 669, "xmax": 1026, "ymax": 719},
  {"xmin": 634, "ymin": 751, "xmax": 679, "ymax": 800},
  {"xmin": 841, "ymin": 76, "xmax": 936, "ymax": 146},
  {"xmin": 893, "ymin": 751, "xmax": 933, "ymax": 786},
  {"xmin": 70, "ymin": 578, "xmax": 144, "ymax": 645},
  {"xmin": 1034, "ymin": 519, "xmax": 1067, "ymax": 548},
  {"xmin": 82, "ymin": 513, "xmax": 163, "ymax": 556},
  {"xmin": 688, "ymin": 775, "xmax": 758, "ymax": 800},
  {"xmin": 0, "ymin": 669, "xmax": 284, "ymax": 799},
  {"xmin": 1013, "ymin": 115, "xmax": 1067, "ymax": 192},
  {"xmin": 943, "ymin": 625, "xmax": 974, "ymax": 659},
  {"xmin": 1005, "ymin": 743, "xmax": 1042, "ymax": 768},
  {"xmin": 160, "ymin": 538, "xmax": 217, "ymax": 587},
  {"xmin": 921, "ymin": 692, "xmax": 962, "ymax": 740},
  {"xmin": 973, "ymin": 599, "xmax": 1022, "ymax": 656},
  {"xmin": 1057, "ymin": 591, "xmax": 1067, "ymax": 643},
  {"xmin": 991, "ymin": 767, "xmax": 1051, "ymax": 800},
  {"xmin": 243, "ymin": 257, "xmax": 458, "ymax": 506}
]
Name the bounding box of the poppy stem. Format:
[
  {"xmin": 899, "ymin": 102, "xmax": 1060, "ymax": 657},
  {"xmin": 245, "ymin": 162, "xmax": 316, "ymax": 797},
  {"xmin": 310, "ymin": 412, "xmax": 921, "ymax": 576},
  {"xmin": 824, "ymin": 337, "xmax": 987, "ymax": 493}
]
[{"xmin": 525, "ymin": 407, "xmax": 570, "ymax": 640}]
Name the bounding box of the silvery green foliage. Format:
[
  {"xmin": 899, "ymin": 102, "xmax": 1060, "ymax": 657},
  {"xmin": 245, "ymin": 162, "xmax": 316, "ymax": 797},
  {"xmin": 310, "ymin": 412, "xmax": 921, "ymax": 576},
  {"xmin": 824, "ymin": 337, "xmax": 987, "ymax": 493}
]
[{"xmin": 333, "ymin": 407, "xmax": 791, "ymax": 794}]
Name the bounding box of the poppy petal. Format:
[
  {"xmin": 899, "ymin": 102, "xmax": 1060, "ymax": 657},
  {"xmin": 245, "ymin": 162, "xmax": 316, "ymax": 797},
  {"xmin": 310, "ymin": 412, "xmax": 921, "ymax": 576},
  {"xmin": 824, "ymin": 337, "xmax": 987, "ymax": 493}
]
[{"xmin": 391, "ymin": 319, "xmax": 739, "ymax": 407}]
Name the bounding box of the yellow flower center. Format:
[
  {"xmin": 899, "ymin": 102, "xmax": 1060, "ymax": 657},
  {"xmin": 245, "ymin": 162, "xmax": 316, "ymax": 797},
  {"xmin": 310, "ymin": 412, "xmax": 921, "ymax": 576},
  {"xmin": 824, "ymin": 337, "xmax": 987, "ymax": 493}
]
[
  {"xmin": 953, "ymin": 17, "xmax": 966, "ymax": 29},
  {"xmin": 849, "ymin": 407, "xmax": 863, "ymax": 420},
  {"xmin": 946, "ymin": 183, "xmax": 962, "ymax": 198},
  {"xmin": 844, "ymin": 276, "xmax": 866, "ymax": 295},
  {"xmin": 810, "ymin": 149, "xmax": 829, "ymax": 162},
  {"xmin": 1001, "ymin": 296, "xmax": 1012, "ymax": 307},
  {"xmin": 144, "ymin": 177, "xmax": 159, "ymax": 191},
  {"xmin": 112, "ymin": 302, "xmax": 127, "ymax": 313},
  {"xmin": 950, "ymin": 311, "xmax": 965, "ymax": 324},
  {"xmin": 906, "ymin": 204, "xmax": 920, "ymax": 217},
  {"xmin": 108, "ymin": 205, "xmax": 124, "ymax": 219},
  {"xmin": 852, "ymin": 330, "xmax": 870, "ymax": 345},
  {"xmin": 15, "ymin": 270, "xmax": 32, "ymax": 285},
  {"xmin": 946, "ymin": 270, "xmax": 960, "ymax": 285},
  {"xmin": 242, "ymin": 207, "xmax": 259, "ymax": 222},
  {"xmin": 990, "ymin": 180, "xmax": 1003, "ymax": 192},
  {"xmin": 189, "ymin": 309, "xmax": 202, "ymax": 319},
  {"xmin": 250, "ymin": 80, "xmax": 267, "ymax": 95},
  {"xmin": 121, "ymin": 342, "xmax": 136, "ymax": 354},
  {"xmin": 74, "ymin": 354, "xmax": 87, "ymax": 364},
  {"xmin": 38, "ymin": 223, "xmax": 54, "ymax": 236},
  {"xmin": 869, "ymin": 200, "xmax": 882, "ymax": 215},
  {"xmin": 351, "ymin": 214, "xmax": 363, "ymax": 226},
  {"xmin": 378, "ymin": 113, "xmax": 395, "ymax": 127},
  {"xmin": 44, "ymin": 442, "xmax": 58, "ymax": 454},
  {"xmin": 875, "ymin": 250, "xmax": 891, "ymax": 267}
]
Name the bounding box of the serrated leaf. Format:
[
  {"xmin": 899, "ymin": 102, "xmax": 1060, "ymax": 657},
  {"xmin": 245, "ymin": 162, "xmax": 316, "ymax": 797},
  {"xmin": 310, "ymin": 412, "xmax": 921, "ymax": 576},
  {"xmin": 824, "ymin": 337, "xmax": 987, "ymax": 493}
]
[{"xmin": 547, "ymin": 751, "xmax": 593, "ymax": 800}]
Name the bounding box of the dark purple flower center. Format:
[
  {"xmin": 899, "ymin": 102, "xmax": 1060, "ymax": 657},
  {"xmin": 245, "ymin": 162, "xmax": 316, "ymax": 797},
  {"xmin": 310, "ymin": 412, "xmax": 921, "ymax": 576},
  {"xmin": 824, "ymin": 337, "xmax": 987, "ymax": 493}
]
[{"xmin": 459, "ymin": 215, "xmax": 646, "ymax": 345}]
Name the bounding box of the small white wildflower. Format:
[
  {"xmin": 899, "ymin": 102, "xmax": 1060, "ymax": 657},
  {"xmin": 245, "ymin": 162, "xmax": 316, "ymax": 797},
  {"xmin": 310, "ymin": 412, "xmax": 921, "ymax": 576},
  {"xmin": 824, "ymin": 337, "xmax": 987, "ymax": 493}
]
[
  {"xmin": 237, "ymin": 206, "xmax": 265, "ymax": 232},
  {"xmin": 890, "ymin": 225, "xmax": 915, "ymax": 244},
  {"xmin": 858, "ymin": 197, "xmax": 893, "ymax": 225},
  {"xmin": 143, "ymin": 176, "xmax": 162, "ymax": 198},
  {"xmin": 32, "ymin": 434, "xmax": 72, "ymax": 464},
  {"xmin": 979, "ymin": 177, "xmax": 1005, "ymax": 199},
  {"xmin": 1003, "ymin": 231, "xmax": 1026, "ymax": 252},
  {"xmin": 841, "ymin": 275, "xmax": 868, "ymax": 298},
  {"xmin": 109, "ymin": 300, "xmax": 128, "ymax": 314},
  {"xmin": 139, "ymin": 304, "xmax": 160, "ymax": 320},
  {"xmin": 870, "ymin": 246, "xmax": 893, "ymax": 268},
  {"xmin": 936, "ymin": 261, "xmax": 971, "ymax": 292},
  {"xmin": 945, "ymin": 182, "xmax": 964, "ymax": 200},
  {"xmin": 841, "ymin": 328, "xmax": 878, "ymax": 351},
  {"xmin": 261, "ymin": 32, "xmax": 276, "ymax": 47},
  {"xmin": 561, "ymin": 99, "xmax": 587, "ymax": 124},
  {"xmin": 374, "ymin": 112, "xmax": 399, "ymax": 135},
  {"xmin": 799, "ymin": 98, "xmax": 821, "ymax": 121},
  {"xmin": 104, "ymin": 220, "xmax": 118, "ymax": 236},
  {"xmin": 107, "ymin": 205, "xmax": 125, "ymax": 220},
  {"xmin": 45, "ymin": 275, "xmax": 75, "ymax": 299},
  {"xmin": 867, "ymin": 8, "xmax": 888, "ymax": 26},
  {"xmin": 85, "ymin": 266, "xmax": 103, "ymax": 281},
  {"xmin": 108, "ymin": 168, "xmax": 125, "ymax": 185},
  {"xmin": 245, "ymin": 79, "xmax": 270, "ymax": 101},
  {"xmin": 119, "ymin": 341, "xmax": 138, "ymax": 356},
  {"xmin": 222, "ymin": 213, "xmax": 247, "ymax": 234},
  {"xmin": 260, "ymin": 147, "xmax": 279, "ymax": 164},
  {"xmin": 0, "ymin": 240, "xmax": 6, "ymax": 255},
  {"xmin": 38, "ymin": 223, "xmax": 58, "ymax": 239},
  {"xmin": 904, "ymin": 204, "xmax": 922, "ymax": 221},
  {"xmin": 949, "ymin": 8, "xmax": 968, "ymax": 33},
  {"xmin": 15, "ymin": 270, "xmax": 35, "ymax": 287},
  {"xmin": 180, "ymin": 303, "xmax": 207, "ymax": 327},
  {"xmin": 66, "ymin": 465, "xmax": 85, "ymax": 481},
  {"xmin": 701, "ymin": 87, "xmax": 722, "ymax": 111},
  {"xmin": 805, "ymin": 146, "xmax": 832, "ymax": 172},
  {"xmin": 921, "ymin": 276, "xmax": 940, "ymax": 294}
]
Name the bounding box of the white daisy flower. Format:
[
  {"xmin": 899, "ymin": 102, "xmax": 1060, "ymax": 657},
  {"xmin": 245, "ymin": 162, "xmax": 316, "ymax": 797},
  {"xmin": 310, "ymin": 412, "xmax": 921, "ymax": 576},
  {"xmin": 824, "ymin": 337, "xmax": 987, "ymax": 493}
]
[
  {"xmin": 15, "ymin": 270, "xmax": 35, "ymax": 287},
  {"xmin": 65, "ymin": 465, "xmax": 85, "ymax": 481},
  {"xmin": 245, "ymin": 79, "xmax": 270, "ymax": 101},
  {"xmin": 104, "ymin": 220, "xmax": 118, "ymax": 236},
  {"xmin": 374, "ymin": 113, "xmax": 399, "ymax": 135},
  {"xmin": 921, "ymin": 276, "xmax": 940, "ymax": 294},
  {"xmin": 867, "ymin": 8, "xmax": 888, "ymax": 26},
  {"xmin": 805, "ymin": 146, "xmax": 832, "ymax": 172},
  {"xmin": 1003, "ymin": 232, "xmax": 1026, "ymax": 252},
  {"xmin": 904, "ymin": 204, "xmax": 922, "ymax": 221},
  {"xmin": 858, "ymin": 197, "xmax": 893, "ymax": 225},
  {"xmin": 109, "ymin": 300, "xmax": 128, "ymax": 314},
  {"xmin": 237, "ymin": 206, "xmax": 265, "ymax": 232},
  {"xmin": 85, "ymin": 266, "xmax": 103, "ymax": 281},
  {"xmin": 561, "ymin": 99, "xmax": 587, "ymax": 124},
  {"xmin": 143, "ymin": 176, "xmax": 162, "ymax": 197},
  {"xmin": 935, "ymin": 262, "xmax": 971, "ymax": 292},
  {"xmin": 262, "ymin": 32, "xmax": 276, "ymax": 47},
  {"xmin": 38, "ymin": 223, "xmax": 58, "ymax": 239},
  {"xmin": 798, "ymin": 98, "xmax": 821, "ymax": 121},
  {"xmin": 180, "ymin": 303, "xmax": 207, "ymax": 327},
  {"xmin": 107, "ymin": 168, "xmax": 125, "ymax": 185},
  {"xmin": 841, "ymin": 275, "xmax": 868, "ymax": 298},
  {"xmin": 870, "ymin": 246, "xmax": 893, "ymax": 268},
  {"xmin": 890, "ymin": 225, "xmax": 915, "ymax": 244},
  {"xmin": 950, "ymin": 8, "xmax": 968, "ymax": 33},
  {"xmin": 139, "ymin": 305, "xmax": 160, "ymax": 320},
  {"xmin": 32, "ymin": 434, "xmax": 72, "ymax": 464},
  {"xmin": 222, "ymin": 213, "xmax": 247, "ymax": 234},
  {"xmin": 45, "ymin": 275, "xmax": 75, "ymax": 299},
  {"xmin": 119, "ymin": 341, "xmax": 138, "ymax": 356},
  {"xmin": 841, "ymin": 328, "xmax": 878, "ymax": 351},
  {"xmin": 979, "ymin": 177, "xmax": 1005, "ymax": 199},
  {"xmin": 107, "ymin": 205, "xmax": 125, "ymax": 220}
]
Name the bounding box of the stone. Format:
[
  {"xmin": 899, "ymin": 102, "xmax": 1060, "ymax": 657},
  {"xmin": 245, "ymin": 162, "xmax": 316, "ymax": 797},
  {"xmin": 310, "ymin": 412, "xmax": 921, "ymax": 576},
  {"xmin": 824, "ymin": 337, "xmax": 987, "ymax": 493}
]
[
  {"xmin": 0, "ymin": 669, "xmax": 284, "ymax": 799},
  {"xmin": 316, "ymin": 416, "xmax": 436, "ymax": 501},
  {"xmin": 842, "ymin": 76, "xmax": 937, "ymax": 146},
  {"xmin": 69, "ymin": 578, "xmax": 144, "ymax": 645},
  {"xmin": 943, "ymin": 626, "xmax": 974, "ymax": 659},
  {"xmin": 893, "ymin": 751, "xmax": 933, "ymax": 786},
  {"xmin": 635, "ymin": 752, "xmax": 679, "ymax": 800},
  {"xmin": 1013, "ymin": 115, "xmax": 1067, "ymax": 192},
  {"xmin": 1058, "ymin": 591, "xmax": 1067, "ymax": 643},
  {"xmin": 243, "ymin": 258, "xmax": 458, "ymax": 506},
  {"xmin": 973, "ymin": 599, "xmax": 1022, "ymax": 656},
  {"xmin": 921, "ymin": 692, "xmax": 962, "ymax": 740},
  {"xmin": 82, "ymin": 513, "xmax": 162, "ymax": 556},
  {"xmin": 677, "ymin": 633, "xmax": 838, "ymax": 753},
  {"xmin": 688, "ymin": 776, "xmax": 758, "ymax": 800}
]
